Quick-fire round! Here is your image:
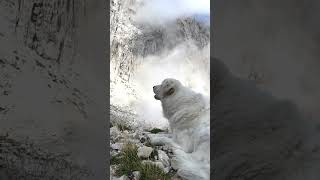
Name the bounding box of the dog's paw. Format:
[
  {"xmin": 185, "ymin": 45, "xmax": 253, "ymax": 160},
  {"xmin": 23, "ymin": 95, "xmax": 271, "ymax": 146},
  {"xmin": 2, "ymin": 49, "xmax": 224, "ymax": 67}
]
[
  {"xmin": 147, "ymin": 134, "xmax": 166, "ymax": 146},
  {"xmin": 172, "ymin": 148, "xmax": 186, "ymax": 156},
  {"xmin": 170, "ymin": 156, "xmax": 180, "ymax": 170},
  {"xmin": 148, "ymin": 134, "xmax": 168, "ymax": 144}
]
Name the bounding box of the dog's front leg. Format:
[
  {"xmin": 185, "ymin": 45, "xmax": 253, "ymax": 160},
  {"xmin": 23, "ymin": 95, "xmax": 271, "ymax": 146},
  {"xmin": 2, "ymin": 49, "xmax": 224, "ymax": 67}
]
[{"xmin": 148, "ymin": 134, "xmax": 183, "ymax": 150}]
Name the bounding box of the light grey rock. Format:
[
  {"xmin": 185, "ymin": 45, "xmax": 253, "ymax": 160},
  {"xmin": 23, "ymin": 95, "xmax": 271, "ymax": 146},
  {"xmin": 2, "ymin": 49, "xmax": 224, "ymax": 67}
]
[
  {"xmin": 119, "ymin": 175, "xmax": 129, "ymax": 180},
  {"xmin": 110, "ymin": 165, "xmax": 118, "ymax": 176},
  {"xmin": 133, "ymin": 132, "xmax": 140, "ymax": 139},
  {"xmin": 137, "ymin": 146, "xmax": 153, "ymax": 158},
  {"xmin": 132, "ymin": 171, "xmax": 141, "ymax": 180},
  {"xmin": 158, "ymin": 150, "xmax": 170, "ymax": 167},
  {"xmin": 111, "ymin": 143, "xmax": 124, "ymax": 151},
  {"xmin": 164, "ymin": 167, "xmax": 170, "ymax": 174},
  {"xmin": 110, "ymin": 127, "xmax": 120, "ymax": 139}
]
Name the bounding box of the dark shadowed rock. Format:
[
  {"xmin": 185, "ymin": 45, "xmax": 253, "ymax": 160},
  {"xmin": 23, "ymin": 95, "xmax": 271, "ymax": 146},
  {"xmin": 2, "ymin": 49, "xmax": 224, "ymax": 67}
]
[{"xmin": 211, "ymin": 57, "xmax": 320, "ymax": 179}]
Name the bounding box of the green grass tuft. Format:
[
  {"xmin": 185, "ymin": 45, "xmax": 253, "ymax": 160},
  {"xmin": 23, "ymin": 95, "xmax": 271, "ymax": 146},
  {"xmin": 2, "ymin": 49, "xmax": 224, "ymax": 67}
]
[
  {"xmin": 112, "ymin": 143, "xmax": 171, "ymax": 180},
  {"xmin": 140, "ymin": 163, "xmax": 170, "ymax": 180},
  {"xmin": 115, "ymin": 144, "xmax": 141, "ymax": 175},
  {"xmin": 110, "ymin": 154, "xmax": 122, "ymax": 165}
]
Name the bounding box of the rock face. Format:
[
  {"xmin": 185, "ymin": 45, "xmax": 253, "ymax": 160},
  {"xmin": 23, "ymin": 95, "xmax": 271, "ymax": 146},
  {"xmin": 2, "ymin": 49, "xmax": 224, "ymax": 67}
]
[
  {"xmin": 0, "ymin": 0, "xmax": 107, "ymax": 179},
  {"xmin": 4, "ymin": 0, "xmax": 85, "ymax": 62},
  {"xmin": 111, "ymin": 0, "xmax": 209, "ymax": 84},
  {"xmin": 211, "ymin": 58, "xmax": 320, "ymax": 179},
  {"xmin": 110, "ymin": 0, "xmax": 210, "ymax": 128}
]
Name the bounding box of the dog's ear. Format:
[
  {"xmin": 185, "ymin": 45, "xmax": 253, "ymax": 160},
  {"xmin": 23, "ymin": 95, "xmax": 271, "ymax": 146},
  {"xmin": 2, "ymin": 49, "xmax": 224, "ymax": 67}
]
[{"xmin": 165, "ymin": 88, "xmax": 175, "ymax": 96}]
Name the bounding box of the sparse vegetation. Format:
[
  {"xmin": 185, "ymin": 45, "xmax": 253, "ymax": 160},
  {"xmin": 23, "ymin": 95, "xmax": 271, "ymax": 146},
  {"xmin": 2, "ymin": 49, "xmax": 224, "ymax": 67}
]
[
  {"xmin": 140, "ymin": 163, "xmax": 170, "ymax": 180},
  {"xmin": 115, "ymin": 144, "xmax": 141, "ymax": 175},
  {"xmin": 149, "ymin": 128, "xmax": 165, "ymax": 134},
  {"xmin": 112, "ymin": 143, "xmax": 171, "ymax": 180},
  {"xmin": 111, "ymin": 154, "xmax": 122, "ymax": 165}
]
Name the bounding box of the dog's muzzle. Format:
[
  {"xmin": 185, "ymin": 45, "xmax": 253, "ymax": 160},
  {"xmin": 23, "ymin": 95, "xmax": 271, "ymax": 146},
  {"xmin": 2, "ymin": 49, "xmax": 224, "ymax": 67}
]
[
  {"xmin": 153, "ymin": 86, "xmax": 160, "ymax": 100},
  {"xmin": 154, "ymin": 95, "xmax": 160, "ymax": 100}
]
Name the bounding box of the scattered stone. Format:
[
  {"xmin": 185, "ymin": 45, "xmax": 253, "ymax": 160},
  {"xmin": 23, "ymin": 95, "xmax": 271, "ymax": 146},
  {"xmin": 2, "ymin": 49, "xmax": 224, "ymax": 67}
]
[
  {"xmin": 137, "ymin": 146, "xmax": 153, "ymax": 158},
  {"xmin": 119, "ymin": 175, "xmax": 129, "ymax": 180},
  {"xmin": 110, "ymin": 125, "xmax": 179, "ymax": 178},
  {"xmin": 158, "ymin": 150, "xmax": 170, "ymax": 167},
  {"xmin": 132, "ymin": 171, "xmax": 141, "ymax": 180},
  {"xmin": 133, "ymin": 132, "xmax": 140, "ymax": 139},
  {"xmin": 110, "ymin": 127, "xmax": 120, "ymax": 138},
  {"xmin": 110, "ymin": 165, "xmax": 117, "ymax": 176},
  {"xmin": 111, "ymin": 143, "xmax": 123, "ymax": 151},
  {"xmin": 164, "ymin": 167, "xmax": 170, "ymax": 174}
]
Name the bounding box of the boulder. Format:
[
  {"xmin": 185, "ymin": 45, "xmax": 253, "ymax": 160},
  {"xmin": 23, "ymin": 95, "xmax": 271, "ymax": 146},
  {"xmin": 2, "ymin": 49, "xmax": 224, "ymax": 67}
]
[{"xmin": 137, "ymin": 146, "xmax": 153, "ymax": 158}]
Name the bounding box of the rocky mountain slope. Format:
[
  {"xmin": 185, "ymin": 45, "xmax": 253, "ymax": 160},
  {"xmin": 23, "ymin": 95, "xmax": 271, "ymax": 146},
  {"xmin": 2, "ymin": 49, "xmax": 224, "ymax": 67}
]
[
  {"xmin": 110, "ymin": 0, "xmax": 210, "ymax": 128},
  {"xmin": 0, "ymin": 0, "xmax": 107, "ymax": 179},
  {"xmin": 110, "ymin": 0, "xmax": 210, "ymax": 179}
]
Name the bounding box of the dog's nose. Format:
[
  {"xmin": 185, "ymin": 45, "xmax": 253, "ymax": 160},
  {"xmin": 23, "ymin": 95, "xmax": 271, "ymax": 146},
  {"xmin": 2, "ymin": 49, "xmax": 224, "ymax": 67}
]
[{"xmin": 153, "ymin": 86, "xmax": 155, "ymax": 89}]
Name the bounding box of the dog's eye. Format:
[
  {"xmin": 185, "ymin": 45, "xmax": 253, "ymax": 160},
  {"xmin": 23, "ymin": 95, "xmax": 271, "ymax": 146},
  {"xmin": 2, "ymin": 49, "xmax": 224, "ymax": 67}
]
[{"xmin": 165, "ymin": 88, "xmax": 175, "ymax": 96}]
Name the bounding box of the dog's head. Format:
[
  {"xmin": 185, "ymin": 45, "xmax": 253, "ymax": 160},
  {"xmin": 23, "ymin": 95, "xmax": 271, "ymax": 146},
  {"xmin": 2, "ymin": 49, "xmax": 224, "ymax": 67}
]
[{"xmin": 153, "ymin": 78, "xmax": 182, "ymax": 100}]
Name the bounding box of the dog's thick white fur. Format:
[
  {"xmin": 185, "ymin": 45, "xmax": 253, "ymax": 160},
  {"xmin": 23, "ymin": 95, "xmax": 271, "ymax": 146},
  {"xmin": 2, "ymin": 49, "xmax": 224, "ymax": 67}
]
[{"xmin": 151, "ymin": 78, "xmax": 210, "ymax": 180}]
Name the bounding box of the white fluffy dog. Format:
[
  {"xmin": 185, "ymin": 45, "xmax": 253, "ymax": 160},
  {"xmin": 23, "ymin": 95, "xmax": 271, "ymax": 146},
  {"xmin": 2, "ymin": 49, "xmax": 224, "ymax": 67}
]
[{"xmin": 151, "ymin": 78, "xmax": 210, "ymax": 180}]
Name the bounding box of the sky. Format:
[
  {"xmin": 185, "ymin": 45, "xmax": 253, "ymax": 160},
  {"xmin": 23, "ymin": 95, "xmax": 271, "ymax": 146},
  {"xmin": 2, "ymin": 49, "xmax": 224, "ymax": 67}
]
[{"xmin": 134, "ymin": 0, "xmax": 210, "ymax": 25}]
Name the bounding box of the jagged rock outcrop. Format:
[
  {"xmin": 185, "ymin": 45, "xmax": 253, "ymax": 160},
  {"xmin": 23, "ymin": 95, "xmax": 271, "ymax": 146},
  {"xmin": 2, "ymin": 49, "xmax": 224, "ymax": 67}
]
[
  {"xmin": 5, "ymin": 0, "xmax": 86, "ymax": 62},
  {"xmin": 110, "ymin": 0, "xmax": 210, "ymax": 111}
]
